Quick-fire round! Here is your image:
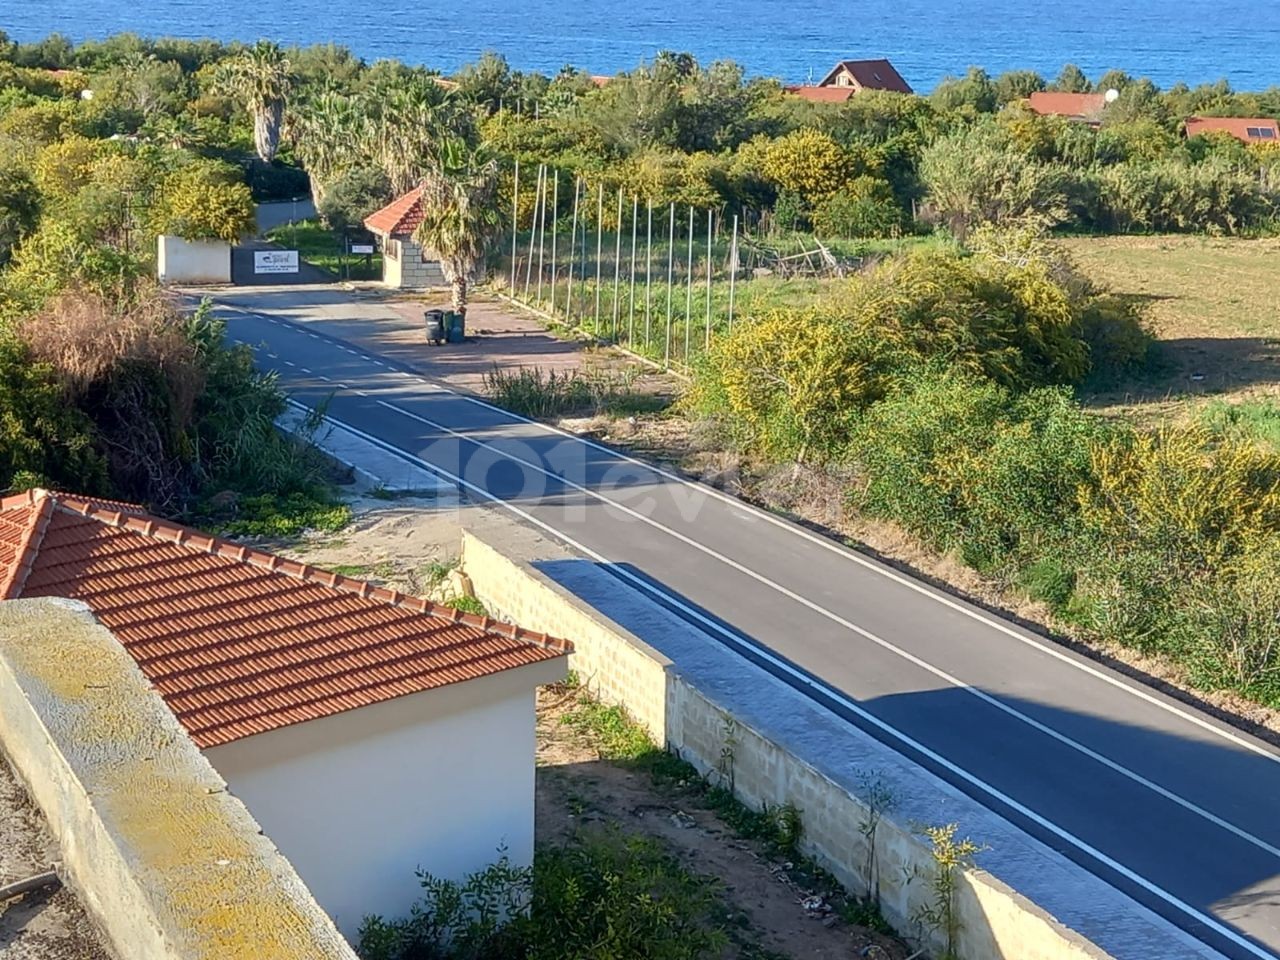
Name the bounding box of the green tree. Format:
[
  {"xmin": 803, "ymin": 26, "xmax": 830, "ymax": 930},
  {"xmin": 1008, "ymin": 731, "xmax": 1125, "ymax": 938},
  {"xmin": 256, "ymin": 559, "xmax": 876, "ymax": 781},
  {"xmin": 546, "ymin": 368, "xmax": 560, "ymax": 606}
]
[
  {"xmin": 316, "ymin": 165, "xmax": 392, "ymax": 231},
  {"xmin": 413, "ymin": 140, "xmax": 501, "ymax": 317},
  {"xmin": 994, "ymin": 70, "xmax": 1046, "ymax": 106},
  {"xmin": 1049, "ymin": 64, "xmax": 1091, "ymax": 93},
  {"xmin": 153, "ymin": 162, "xmax": 255, "ymax": 242},
  {"xmin": 919, "ymin": 122, "xmax": 1068, "ymax": 238},
  {"xmin": 216, "ymin": 40, "xmax": 294, "ymax": 163},
  {"xmin": 580, "ymin": 64, "xmax": 682, "ymax": 154},
  {"xmin": 455, "ymin": 51, "xmax": 513, "ymax": 113},
  {"xmin": 930, "ymin": 66, "xmax": 998, "ymax": 114},
  {"xmin": 289, "ymin": 89, "xmax": 371, "ymax": 202},
  {"xmin": 0, "ymin": 164, "xmax": 40, "ymax": 266}
]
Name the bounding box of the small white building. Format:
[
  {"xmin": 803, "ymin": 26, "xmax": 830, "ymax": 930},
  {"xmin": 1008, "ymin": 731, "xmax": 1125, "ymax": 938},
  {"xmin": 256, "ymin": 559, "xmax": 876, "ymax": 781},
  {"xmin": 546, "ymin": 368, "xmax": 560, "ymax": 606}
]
[
  {"xmin": 0, "ymin": 489, "xmax": 570, "ymax": 941},
  {"xmin": 364, "ymin": 186, "xmax": 448, "ymax": 290},
  {"xmin": 156, "ymin": 234, "xmax": 232, "ymax": 284}
]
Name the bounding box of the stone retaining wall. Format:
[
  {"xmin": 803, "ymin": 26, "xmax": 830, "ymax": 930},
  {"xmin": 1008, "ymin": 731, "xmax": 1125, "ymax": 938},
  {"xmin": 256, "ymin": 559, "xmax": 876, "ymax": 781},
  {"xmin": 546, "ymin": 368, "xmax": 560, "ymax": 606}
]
[{"xmin": 461, "ymin": 528, "xmax": 1110, "ymax": 960}]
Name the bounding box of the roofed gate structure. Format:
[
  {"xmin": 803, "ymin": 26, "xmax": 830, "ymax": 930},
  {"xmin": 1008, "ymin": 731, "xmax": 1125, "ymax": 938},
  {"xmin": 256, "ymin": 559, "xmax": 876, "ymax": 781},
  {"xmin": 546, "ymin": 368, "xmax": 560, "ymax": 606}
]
[{"xmin": 363, "ymin": 186, "xmax": 447, "ymax": 290}]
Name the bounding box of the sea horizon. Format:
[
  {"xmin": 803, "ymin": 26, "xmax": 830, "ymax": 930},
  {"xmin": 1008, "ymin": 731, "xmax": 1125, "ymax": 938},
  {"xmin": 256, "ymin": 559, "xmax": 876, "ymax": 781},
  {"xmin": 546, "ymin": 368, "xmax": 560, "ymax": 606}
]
[{"xmin": 5, "ymin": 0, "xmax": 1280, "ymax": 92}]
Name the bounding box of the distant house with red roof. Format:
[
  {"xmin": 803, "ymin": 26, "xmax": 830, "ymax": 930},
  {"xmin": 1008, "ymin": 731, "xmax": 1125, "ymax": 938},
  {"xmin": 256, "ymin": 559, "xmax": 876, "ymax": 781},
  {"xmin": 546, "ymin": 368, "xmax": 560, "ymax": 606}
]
[
  {"xmin": 363, "ymin": 186, "xmax": 447, "ymax": 290},
  {"xmin": 1185, "ymin": 116, "xmax": 1279, "ymax": 144},
  {"xmin": 785, "ymin": 57, "xmax": 913, "ymax": 103},
  {"xmin": 0, "ymin": 488, "xmax": 569, "ymax": 940},
  {"xmin": 1026, "ymin": 91, "xmax": 1109, "ymax": 125}
]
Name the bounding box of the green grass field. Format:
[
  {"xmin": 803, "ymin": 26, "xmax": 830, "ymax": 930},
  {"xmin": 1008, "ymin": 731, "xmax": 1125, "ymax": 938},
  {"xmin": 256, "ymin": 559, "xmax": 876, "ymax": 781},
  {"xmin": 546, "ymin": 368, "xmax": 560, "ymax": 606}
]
[{"xmin": 1058, "ymin": 236, "xmax": 1280, "ymax": 414}]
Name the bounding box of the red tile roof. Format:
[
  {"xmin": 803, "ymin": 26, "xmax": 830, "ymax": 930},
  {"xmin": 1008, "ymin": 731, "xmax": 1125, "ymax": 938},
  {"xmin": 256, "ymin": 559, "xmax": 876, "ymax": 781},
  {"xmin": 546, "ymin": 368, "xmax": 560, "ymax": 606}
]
[
  {"xmin": 364, "ymin": 186, "xmax": 425, "ymax": 238},
  {"xmin": 1185, "ymin": 116, "xmax": 1280, "ymax": 143},
  {"xmin": 784, "ymin": 85, "xmax": 856, "ymax": 104},
  {"xmin": 1027, "ymin": 91, "xmax": 1108, "ymax": 121},
  {"xmin": 818, "ymin": 59, "xmax": 913, "ymax": 95},
  {"xmin": 0, "ymin": 490, "xmax": 569, "ymax": 748}
]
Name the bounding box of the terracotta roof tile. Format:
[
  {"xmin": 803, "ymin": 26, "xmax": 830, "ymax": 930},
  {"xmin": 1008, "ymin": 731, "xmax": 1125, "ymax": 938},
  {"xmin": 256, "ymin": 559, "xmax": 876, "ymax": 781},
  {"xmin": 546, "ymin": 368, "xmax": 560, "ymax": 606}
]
[
  {"xmin": 0, "ymin": 490, "xmax": 570, "ymax": 747},
  {"xmin": 1185, "ymin": 116, "xmax": 1280, "ymax": 143},
  {"xmin": 364, "ymin": 186, "xmax": 425, "ymax": 237},
  {"xmin": 784, "ymin": 85, "xmax": 856, "ymax": 104},
  {"xmin": 1027, "ymin": 91, "xmax": 1108, "ymax": 120}
]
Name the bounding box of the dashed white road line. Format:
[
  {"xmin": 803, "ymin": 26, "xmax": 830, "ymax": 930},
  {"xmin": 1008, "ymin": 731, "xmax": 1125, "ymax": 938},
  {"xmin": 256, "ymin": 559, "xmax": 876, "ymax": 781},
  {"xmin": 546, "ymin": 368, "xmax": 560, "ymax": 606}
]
[
  {"xmin": 288, "ymin": 395, "xmax": 1273, "ymax": 960},
  {"xmin": 238, "ymin": 308, "xmax": 1280, "ymax": 769}
]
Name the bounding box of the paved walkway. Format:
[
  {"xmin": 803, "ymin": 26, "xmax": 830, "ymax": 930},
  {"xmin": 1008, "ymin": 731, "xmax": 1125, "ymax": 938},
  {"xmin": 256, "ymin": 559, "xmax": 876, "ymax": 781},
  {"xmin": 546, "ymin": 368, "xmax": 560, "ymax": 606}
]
[{"xmin": 192, "ymin": 284, "xmax": 586, "ymax": 395}]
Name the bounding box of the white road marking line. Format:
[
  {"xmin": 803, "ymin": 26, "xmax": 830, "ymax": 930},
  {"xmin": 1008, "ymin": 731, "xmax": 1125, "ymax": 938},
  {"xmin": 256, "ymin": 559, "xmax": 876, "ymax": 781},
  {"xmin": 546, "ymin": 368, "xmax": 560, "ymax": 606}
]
[
  {"xmin": 241, "ymin": 313, "xmax": 1280, "ymax": 761},
  {"xmin": 288, "ymin": 397, "xmax": 1274, "ymax": 960},
  {"xmin": 377, "ymin": 365, "xmax": 1280, "ymax": 768},
  {"xmin": 372, "ymin": 396, "xmax": 1280, "ymax": 861}
]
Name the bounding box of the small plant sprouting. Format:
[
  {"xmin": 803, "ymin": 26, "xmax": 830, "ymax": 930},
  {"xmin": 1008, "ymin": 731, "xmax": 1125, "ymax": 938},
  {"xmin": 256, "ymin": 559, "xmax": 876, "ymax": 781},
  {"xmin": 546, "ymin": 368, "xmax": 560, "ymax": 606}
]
[
  {"xmin": 912, "ymin": 822, "xmax": 984, "ymax": 960},
  {"xmin": 717, "ymin": 714, "xmax": 738, "ymax": 794},
  {"xmin": 856, "ymin": 771, "xmax": 898, "ymax": 911}
]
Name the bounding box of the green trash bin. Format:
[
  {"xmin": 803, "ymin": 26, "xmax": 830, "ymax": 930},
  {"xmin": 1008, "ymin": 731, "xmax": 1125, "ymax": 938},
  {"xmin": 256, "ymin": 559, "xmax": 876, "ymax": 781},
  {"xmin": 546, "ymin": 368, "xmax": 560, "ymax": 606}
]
[{"xmin": 445, "ymin": 311, "xmax": 466, "ymax": 343}]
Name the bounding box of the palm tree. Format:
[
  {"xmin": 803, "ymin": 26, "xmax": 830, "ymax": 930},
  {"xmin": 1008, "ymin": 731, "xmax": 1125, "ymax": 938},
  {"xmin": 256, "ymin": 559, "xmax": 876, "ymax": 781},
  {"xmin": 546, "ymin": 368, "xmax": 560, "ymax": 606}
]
[
  {"xmin": 373, "ymin": 77, "xmax": 467, "ymax": 195},
  {"xmin": 217, "ymin": 41, "xmax": 293, "ymax": 163},
  {"xmin": 289, "ymin": 90, "xmax": 370, "ymax": 203},
  {"xmin": 413, "ymin": 140, "xmax": 501, "ymax": 318}
]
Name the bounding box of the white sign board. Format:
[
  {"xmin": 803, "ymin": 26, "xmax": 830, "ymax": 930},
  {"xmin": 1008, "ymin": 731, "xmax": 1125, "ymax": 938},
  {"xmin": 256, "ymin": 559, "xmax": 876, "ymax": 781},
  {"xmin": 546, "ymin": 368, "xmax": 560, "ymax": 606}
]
[
  {"xmin": 254, "ymin": 250, "xmax": 299, "ymax": 274},
  {"xmin": 350, "ymin": 243, "xmax": 375, "ymax": 255}
]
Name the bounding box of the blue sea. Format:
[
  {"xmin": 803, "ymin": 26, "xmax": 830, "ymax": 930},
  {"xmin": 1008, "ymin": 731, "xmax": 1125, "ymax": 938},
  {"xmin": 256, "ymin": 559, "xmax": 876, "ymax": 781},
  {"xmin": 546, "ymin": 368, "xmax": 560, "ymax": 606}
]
[{"xmin": 4, "ymin": 0, "xmax": 1279, "ymax": 92}]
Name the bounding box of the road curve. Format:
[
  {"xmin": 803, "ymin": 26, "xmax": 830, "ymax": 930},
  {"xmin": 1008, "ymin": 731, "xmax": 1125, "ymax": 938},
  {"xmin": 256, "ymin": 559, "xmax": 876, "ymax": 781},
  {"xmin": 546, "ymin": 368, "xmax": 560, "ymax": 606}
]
[{"xmin": 223, "ymin": 303, "xmax": 1280, "ymax": 960}]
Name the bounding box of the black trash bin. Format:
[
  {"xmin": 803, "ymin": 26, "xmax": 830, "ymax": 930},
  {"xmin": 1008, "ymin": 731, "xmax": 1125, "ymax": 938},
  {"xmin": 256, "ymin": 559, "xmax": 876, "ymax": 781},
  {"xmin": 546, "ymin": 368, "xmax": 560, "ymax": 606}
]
[
  {"xmin": 445, "ymin": 311, "xmax": 466, "ymax": 343},
  {"xmin": 424, "ymin": 309, "xmax": 446, "ymax": 345}
]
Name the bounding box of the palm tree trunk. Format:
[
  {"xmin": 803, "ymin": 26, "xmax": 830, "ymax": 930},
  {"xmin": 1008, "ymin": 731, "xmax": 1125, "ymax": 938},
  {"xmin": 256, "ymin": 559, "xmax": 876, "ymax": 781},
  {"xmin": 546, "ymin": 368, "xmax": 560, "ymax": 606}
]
[
  {"xmin": 451, "ymin": 276, "xmax": 468, "ymax": 317},
  {"xmin": 254, "ymin": 99, "xmax": 284, "ymax": 164}
]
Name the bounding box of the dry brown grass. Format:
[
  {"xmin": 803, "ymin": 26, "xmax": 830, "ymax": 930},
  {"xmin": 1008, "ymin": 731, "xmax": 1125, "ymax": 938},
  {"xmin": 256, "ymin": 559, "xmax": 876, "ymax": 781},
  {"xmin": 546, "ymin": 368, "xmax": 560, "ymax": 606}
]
[{"xmin": 19, "ymin": 286, "xmax": 202, "ymax": 421}]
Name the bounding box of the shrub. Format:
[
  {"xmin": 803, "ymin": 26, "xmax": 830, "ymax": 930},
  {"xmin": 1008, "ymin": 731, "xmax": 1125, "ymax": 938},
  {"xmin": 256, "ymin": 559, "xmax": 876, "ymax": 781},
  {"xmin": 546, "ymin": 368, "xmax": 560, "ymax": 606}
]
[
  {"xmin": 847, "ymin": 372, "xmax": 1012, "ymax": 555},
  {"xmin": 153, "ymin": 161, "xmax": 255, "ymax": 241},
  {"xmin": 849, "ymin": 374, "xmax": 1108, "ymax": 572},
  {"xmin": 33, "ymin": 134, "xmax": 105, "ymax": 201},
  {"xmin": 1093, "ymin": 158, "xmax": 1264, "ymax": 234},
  {"xmin": 9, "ymin": 290, "xmax": 334, "ymax": 511},
  {"xmin": 691, "ymin": 307, "xmax": 900, "ymax": 461},
  {"xmin": 760, "ymin": 128, "xmax": 852, "ymax": 203},
  {"xmin": 811, "ymin": 176, "xmax": 901, "ymax": 238},
  {"xmin": 484, "ymin": 365, "xmax": 656, "ymax": 420},
  {"xmin": 1176, "ymin": 542, "xmax": 1280, "ymax": 699},
  {"xmin": 316, "ymin": 165, "xmax": 393, "ymax": 231},
  {"xmin": 358, "ymin": 833, "xmax": 729, "ymax": 960},
  {"xmin": 0, "ymin": 334, "xmax": 104, "ymax": 493},
  {"xmin": 919, "ymin": 121, "xmax": 1069, "ymax": 239}
]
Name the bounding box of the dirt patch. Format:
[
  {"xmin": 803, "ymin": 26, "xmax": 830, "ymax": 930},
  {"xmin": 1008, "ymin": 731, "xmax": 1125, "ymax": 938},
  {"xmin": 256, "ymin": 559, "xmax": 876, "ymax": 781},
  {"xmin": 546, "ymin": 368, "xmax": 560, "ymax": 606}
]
[
  {"xmin": 271, "ymin": 493, "xmax": 466, "ymax": 597},
  {"xmin": 0, "ymin": 758, "xmax": 112, "ymax": 960},
  {"xmin": 536, "ymin": 687, "xmax": 910, "ymax": 960}
]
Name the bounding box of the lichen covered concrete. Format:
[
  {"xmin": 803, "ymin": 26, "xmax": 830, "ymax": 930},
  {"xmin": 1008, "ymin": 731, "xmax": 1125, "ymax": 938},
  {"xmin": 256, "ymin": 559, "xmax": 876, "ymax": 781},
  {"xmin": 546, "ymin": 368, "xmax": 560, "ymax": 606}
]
[{"xmin": 0, "ymin": 598, "xmax": 358, "ymax": 960}]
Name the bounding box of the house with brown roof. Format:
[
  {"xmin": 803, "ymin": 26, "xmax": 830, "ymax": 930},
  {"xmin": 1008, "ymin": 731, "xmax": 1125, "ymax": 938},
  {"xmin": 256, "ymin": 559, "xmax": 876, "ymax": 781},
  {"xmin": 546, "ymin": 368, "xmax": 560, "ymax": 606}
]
[
  {"xmin": 363, "ymin": 186, "xmax": 447, "ymax": 290},
  {"xmin": 0, "ymin": 489, "xmax": 570, "ymax": 940},
  {"xmin": 1185, "ymin": 115, "xmax": 1280, "ymax": 144},
  {"xmin": 1026, "ymin": 91, "xmax": 1110, "ymax": 125},
  {"xmin": 785, "ymin": 58, "xmax": 913, "ymax": 103}
]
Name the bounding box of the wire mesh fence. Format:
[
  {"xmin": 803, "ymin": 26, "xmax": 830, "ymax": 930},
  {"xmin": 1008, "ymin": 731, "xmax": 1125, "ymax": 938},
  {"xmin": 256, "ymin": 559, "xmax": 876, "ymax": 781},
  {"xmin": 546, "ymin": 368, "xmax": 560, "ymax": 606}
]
[{"xmin": 497, "ymin": 161, "xmax": 742, "ymax": 372}]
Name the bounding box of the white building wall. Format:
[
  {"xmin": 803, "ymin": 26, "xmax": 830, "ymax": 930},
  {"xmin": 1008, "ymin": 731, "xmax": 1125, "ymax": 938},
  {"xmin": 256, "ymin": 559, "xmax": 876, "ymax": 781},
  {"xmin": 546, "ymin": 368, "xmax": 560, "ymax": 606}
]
[
  {"xmin": 380, "ymin": 236, "xmax": 404, "ymax": 288},
  {"xmin": 205, "ymin": 661, "xmax": 563, "ymax": 940},
  {"xmin": 156, "ymin": 235, "xmax": 231, "ymax": 284}
]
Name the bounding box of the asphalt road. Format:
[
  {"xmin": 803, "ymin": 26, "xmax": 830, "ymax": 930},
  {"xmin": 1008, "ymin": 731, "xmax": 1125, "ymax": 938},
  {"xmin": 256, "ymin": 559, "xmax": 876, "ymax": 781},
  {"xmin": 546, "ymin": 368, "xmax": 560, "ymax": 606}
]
[{"xmin": 225, "ymin": 304, "xmax": 1280, "ymax": 960}]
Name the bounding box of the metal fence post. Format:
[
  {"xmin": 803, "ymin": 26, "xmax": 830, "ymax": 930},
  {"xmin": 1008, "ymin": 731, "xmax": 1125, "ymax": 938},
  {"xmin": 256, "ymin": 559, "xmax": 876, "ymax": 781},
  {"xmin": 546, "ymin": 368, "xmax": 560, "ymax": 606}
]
[
  {"xmin": 549, "ymin": 171, "xmax": 559, "ymax": 314},
  {"xmin": 705, "ymin": 208, "xmax": 713, "ymax": 350},
  {"xmin": 509, "ymin": 159, "xmax": 519, "ymax": 294},
  {"xmin": 728, "ymin": 213, "xmax": 739, "ymax": 331}
]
